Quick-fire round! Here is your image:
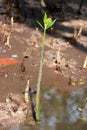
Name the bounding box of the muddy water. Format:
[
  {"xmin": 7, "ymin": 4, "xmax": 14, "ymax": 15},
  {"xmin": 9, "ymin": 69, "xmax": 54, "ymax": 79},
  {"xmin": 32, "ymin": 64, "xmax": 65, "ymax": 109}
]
[{"xmin": 3, "ymin": 88, "xmax": 87, "ymax": 130}]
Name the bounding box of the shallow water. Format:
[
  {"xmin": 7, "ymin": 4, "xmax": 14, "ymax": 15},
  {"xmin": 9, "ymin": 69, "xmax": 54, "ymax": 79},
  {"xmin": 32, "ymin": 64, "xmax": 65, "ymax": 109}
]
[{"xmin": 4, "ymin": 88, "xmax": 87, "ymax": 130}]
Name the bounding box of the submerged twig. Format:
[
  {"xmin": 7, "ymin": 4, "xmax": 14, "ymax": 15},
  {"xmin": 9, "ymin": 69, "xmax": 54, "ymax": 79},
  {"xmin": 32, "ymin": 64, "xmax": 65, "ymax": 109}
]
[
  {"xmin": 21, "ymin": 48, "xmax": 31, "ymax": 72},
  {"xmin": 21, "ymin": 55, "xmax": 29, "ymax": 72},
  {"xmin": 29, "ymin": 88, "xmax": 37, "ymax": 121},
  {"xmin": 21, "ymin": 57, "xmax": 26, "ymax": 72}
]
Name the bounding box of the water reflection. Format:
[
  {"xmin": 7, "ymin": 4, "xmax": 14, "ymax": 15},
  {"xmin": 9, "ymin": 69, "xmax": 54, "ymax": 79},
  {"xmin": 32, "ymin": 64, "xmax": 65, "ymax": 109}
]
[
  {"xmin": 41, "ymin": 89, "xmax": 87, "ymax": 127},
  {"xmin": 4, "ymin": 89, "xmax": 87, "ymax": 130},
  {"xmin": 66, "ymin": 95, "xmax": 80, "ymax": 123}
]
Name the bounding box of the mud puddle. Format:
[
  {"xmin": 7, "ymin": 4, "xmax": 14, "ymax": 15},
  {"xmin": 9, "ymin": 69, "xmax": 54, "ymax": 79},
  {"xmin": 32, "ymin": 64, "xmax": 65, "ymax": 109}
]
[{"xmin": 3, "ymin": 88, "xmax": 87, "ymax": 130}]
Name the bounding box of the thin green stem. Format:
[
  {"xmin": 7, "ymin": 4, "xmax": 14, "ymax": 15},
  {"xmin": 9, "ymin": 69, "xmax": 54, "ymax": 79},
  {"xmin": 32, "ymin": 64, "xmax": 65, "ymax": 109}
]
[
  {"xmin": 36, "ymin": 28, "xmax": 46, "ymax": 122},
  {"xmin": 41, "ymin": 28, "xmax": 46, "ymax": 63},
  {"xmin": 36, "ymin": 13, "xmax": 56, "ymax": 123}
]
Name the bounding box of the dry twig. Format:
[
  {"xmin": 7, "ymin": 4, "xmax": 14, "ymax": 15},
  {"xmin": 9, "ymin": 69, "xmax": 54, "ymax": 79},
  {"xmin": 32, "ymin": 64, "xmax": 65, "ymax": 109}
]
[
  {"xmin": 83, "ymin": 56, "xmax": 87, "ymax": 69},
  {"xmin": 73, "ymin": 26, "xmax": 83, "ymax": 40},
  {"xmin": 5, "ymin": 17, "xmax": 14, "ymax": 48},
  {"xmin": 24, "ymin": 80, "xmax": 30, "ymax": 103}
]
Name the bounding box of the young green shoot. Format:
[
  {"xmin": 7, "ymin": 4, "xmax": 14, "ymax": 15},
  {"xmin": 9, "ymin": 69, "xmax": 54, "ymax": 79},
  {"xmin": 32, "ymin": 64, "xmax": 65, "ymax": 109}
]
[{"xmin": 36, "ymin": 13, "xmax": 56, "ymax": 123}]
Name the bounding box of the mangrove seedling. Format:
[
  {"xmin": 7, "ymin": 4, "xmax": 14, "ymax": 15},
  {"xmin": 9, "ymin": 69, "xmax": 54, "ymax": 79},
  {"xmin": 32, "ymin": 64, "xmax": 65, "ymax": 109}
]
[{"xmin": 36, "ymin": 13, "xmax": 56, "ymax": 122}]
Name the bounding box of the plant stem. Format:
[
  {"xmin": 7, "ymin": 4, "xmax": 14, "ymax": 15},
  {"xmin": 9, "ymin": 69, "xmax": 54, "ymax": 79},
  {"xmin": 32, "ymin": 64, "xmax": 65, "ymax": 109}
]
[{"xmin": 36, "ymin": 28, "xmax": 46, "ymax": 122}]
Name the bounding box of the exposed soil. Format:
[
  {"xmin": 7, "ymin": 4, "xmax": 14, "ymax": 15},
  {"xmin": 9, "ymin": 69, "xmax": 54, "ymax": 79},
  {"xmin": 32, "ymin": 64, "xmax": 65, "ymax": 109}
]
[{"xmin": 0, "ymin": 0, "xmax": 87, "ymax": 128}]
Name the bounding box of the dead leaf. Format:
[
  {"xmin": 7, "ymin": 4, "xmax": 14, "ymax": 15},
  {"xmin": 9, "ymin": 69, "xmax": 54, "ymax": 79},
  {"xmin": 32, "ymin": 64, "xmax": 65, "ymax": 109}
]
[
  {"xmin": 0, "ymin": 58, "xmax": 18, "ymax": 66},
  {"xmin": 0, "ymin": 70, "xmax": 5, "ymax": 73}
]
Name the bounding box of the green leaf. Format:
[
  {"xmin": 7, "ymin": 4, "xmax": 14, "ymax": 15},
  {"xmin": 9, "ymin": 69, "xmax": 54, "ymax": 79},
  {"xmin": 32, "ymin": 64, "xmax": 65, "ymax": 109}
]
[
  {"xmin": 43, "ymin": 13, "xmax": 47, "ymax": 24},
  {"xmin": 47, "ymin": 19, "xmax": 56, "ymax": 29},
  {"xmin": 46, "ymin": 18, "xmax": 52, "ymax": 25},
  {"xmin": 37, "ymin": 21, "xmax": 44, "ymax": 29}
]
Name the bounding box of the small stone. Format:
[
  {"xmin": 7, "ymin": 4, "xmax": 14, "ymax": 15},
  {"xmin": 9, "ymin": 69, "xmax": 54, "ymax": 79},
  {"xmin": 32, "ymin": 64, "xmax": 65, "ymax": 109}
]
[
  {"xmin": 5, "ymin": 74, "xmax": 8, "ymax": 78},
  {"xmin": 12, "ymin": 54, "xmax": 18, "ymax": 58}
]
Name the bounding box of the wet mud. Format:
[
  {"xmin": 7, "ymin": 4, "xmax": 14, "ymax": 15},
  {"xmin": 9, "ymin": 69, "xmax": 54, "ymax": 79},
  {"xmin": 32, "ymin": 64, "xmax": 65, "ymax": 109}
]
[{"xmin": 0, "ymin": 0, "xmax": 87, "ymax": 128}]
